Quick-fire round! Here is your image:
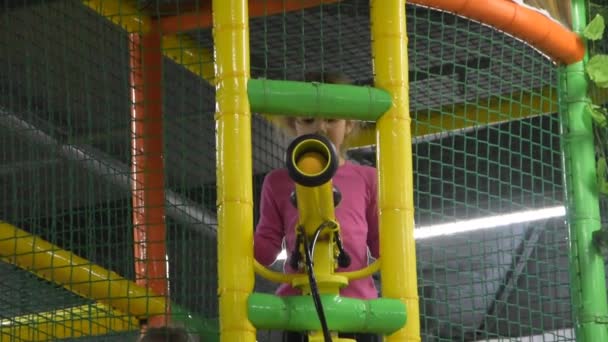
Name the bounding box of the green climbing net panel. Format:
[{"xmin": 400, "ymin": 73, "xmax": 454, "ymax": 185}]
[{"xmin": 1, "ymin": 0, "xmax": 607, "ymax": 341}]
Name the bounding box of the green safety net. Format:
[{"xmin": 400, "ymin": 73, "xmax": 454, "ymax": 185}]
[
  {"xmin": 0, "ymin": 1, "xmax": 607, "ymax": 341},
  {"xmin": 592, "ymin": 0, "xmax": 608, "ymax": 319}
]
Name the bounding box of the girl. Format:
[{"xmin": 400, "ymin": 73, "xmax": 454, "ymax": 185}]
[{"xmin": 254, "ymin": 72, "xmax": 380, "ymax": 342}]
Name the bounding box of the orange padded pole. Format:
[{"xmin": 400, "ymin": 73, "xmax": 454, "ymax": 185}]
[
  {"xmin": 129, "ymin": 31, "xmax": 169, "ymax": 327},
  {"xmin": 414, "ymin": 0, "xmax": 584, "ymax": 64},
  {"xmin": 157, "ymin": 0, "xmax": 583, "ymax": 64}
]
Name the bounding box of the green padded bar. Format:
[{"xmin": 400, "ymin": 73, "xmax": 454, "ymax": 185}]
[
  {"xmin": 247, "ymin": 293, "xmax": 406, "ymax": 334},
  {"xmin": 248, "ymin": 78, "xmax": 392, "ymax": 121}
]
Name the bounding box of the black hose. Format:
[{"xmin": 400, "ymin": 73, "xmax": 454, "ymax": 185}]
[
  {"xmin": 334, "ymin": 232, "xmax": 351, "ymax": 268},
  {"xmin": 299, "ymin": 226, "xmax": 333, "ymax": 342},
  {"xmin": 309, "ymin": 221, "xmax": 351, "ymax": 269},
  {"xmin": 290, "ymin": 233, "xmax": 303, "ymax": 270},
  {"xmin": 309, "ymin": 221, "xmax": 335, "ymax": 257}
]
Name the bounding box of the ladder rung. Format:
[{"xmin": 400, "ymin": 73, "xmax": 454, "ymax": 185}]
[{"xmin": 248, "ymin": 78, "xmax": 392, "ymax": 121}]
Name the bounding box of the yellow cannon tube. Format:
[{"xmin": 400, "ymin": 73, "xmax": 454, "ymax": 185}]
[
  {"xmin": 212, "ymin": 0, "xmax": 255, "ymax": 341},
  {"xmin": 284, "ymin": 136, "xmax": 351, "ymax": 341},
  {"xmin": 293, "ymin": 182, "xmax": 338, "ymax": 292},
  {"xmin": 370, "ymin": 0, "xmax": 420, "ymax": 341},
  {"xmin": 289, "ymin": 141, "xmax": 346, "ymax": 294},
  {"xmin": 0, "ymin": 222, "xmax": 165, "ymax": 318}
]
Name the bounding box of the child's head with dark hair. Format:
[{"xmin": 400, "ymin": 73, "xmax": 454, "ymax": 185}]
[{"xmin": 138, "ymin": 326, "xmax": 194, "ymax": 342}]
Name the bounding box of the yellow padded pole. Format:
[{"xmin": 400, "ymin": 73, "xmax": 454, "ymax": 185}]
[
  {"xmin": 82, "ymin": 0, "xmax": 215, "ymax": 86},
  {"xmin": 212, "ymin": 0, "xmax": 256, "ymax": 341},
  {"xmin": 0, "ymin": 303, "xmax": 137, "ymax": 342},
  {"xmin": 82, "ymin": 0, "xmax": 149, "ymax": 33},
  {"xmin": 0, "ymin": 222, "xmax": 165, "ymax": 318},
  {"xmin": 161, "ymin": 35, "xmax": 215, "ymax": 85},
  {"xmin": 370, "ymin": 0, "xmax": 420, "ymax": 341}
]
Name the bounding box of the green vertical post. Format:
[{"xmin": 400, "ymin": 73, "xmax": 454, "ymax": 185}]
[{"xmin": 560, "ymin": 1, "xmax": 608, "ymax": 341}]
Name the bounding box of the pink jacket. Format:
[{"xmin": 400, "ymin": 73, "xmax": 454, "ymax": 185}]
[{"xmin": 254, "ymin": 162, "xmax": 379, "ymax": 299}]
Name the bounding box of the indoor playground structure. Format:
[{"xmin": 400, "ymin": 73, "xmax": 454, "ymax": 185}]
[{"xmin": 1, "ymin": 0, "xmax": 608, "ymax": 341}]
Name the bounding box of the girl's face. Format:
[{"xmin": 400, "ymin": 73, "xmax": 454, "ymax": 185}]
[{"xmin": 293, "ymin": 118, "xmax": 353, "ymax": 153}]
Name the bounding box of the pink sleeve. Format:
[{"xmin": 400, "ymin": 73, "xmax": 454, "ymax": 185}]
[
  {"xmin": 254, "ymin": 174, "xmax": 285, "ymax": 266},
  {"xmin": 367, "ymin": 170, "xmax": 380, "ymax": 259}
]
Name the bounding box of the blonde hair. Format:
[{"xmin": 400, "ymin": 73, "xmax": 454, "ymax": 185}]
[{"xmin": 273, "ymin": 71, "xmax": 361, "ymax": 150}]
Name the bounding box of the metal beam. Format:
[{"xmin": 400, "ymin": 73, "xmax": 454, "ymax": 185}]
[
  {"xmin": 0, "ymin": 108, "xmax": 217, "ymax": 239},
  {"xmin": 478, "ymin": 222, "xmax": 546, "ymax": 333},
  {"xmin": 0, "ymin": 159, "xmax": 60, "ymax": 176}
]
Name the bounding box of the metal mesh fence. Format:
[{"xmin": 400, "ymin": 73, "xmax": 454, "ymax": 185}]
[{"xmin": 0, "ymin": 1, "xmax": 605, "ymax": 341}]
